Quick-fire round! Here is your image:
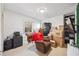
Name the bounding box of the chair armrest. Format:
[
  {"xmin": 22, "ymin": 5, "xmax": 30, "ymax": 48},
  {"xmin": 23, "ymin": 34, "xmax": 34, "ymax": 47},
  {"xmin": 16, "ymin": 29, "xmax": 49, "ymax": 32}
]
[{"xmin": 44, "ymin": 39, "xmax": 50, "ymax": 42}]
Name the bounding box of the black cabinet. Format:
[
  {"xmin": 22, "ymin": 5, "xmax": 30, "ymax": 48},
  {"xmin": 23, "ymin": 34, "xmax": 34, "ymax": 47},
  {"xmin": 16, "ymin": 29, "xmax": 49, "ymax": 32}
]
[
  {"xmin": 4, "ymin": 39, "xmax": 13, "ymax": 51},
  {"xmin": 4, "ymin": 32, "xmax": 23, "ymax": 51},
  {"xmin": 12, "ymin": 36, "xmax": 23, "ymax": 48}
]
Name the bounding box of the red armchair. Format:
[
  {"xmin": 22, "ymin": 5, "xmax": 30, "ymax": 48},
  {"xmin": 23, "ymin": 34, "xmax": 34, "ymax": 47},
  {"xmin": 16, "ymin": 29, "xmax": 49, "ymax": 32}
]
[{"xmin": 32, "ymin": 31, "xmax": 51, "ymax": 53}]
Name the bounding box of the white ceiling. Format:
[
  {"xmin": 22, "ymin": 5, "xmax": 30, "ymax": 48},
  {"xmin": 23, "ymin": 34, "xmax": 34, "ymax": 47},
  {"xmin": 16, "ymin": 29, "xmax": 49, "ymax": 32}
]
[{"xmin": 4, "ymin": 3, "xmax": 77, "ymax": 20}]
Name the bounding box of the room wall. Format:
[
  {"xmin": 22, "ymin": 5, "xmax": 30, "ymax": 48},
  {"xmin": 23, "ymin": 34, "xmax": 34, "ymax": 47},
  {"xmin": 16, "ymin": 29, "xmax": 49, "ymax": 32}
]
[
  {"xmin": 4, "ymin": 10, "xmax": 24, "ymax": 40},
  {"xmin": 0, "ymin": 3, "xmax": 4, "ymax": 51},
  {"xmin": 42, "ymin": 15, "xmax": 64, "ymax": 27},
  {"xmin": 3, "ymin": 10, "xmax": 34, "ymax": 40}
]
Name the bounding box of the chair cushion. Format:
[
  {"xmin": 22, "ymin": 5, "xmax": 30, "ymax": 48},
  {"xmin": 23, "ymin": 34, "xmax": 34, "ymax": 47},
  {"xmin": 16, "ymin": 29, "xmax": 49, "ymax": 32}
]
[{"xmin": 32, "ymin": 32, "xmax": 44, "ymax": 41}]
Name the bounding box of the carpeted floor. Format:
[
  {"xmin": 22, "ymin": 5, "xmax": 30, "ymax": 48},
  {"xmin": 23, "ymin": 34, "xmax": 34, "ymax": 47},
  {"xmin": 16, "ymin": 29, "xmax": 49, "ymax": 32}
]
[{"xmin": 3, "ymin": 43, "xmax": 67, "ymax": 56}]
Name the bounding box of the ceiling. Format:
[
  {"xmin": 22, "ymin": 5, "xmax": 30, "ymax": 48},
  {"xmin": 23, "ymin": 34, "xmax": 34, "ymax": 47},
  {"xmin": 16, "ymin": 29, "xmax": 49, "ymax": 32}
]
[{"xmin": 4, "ymin": 3, "xmax": 77, "ymax": 20}]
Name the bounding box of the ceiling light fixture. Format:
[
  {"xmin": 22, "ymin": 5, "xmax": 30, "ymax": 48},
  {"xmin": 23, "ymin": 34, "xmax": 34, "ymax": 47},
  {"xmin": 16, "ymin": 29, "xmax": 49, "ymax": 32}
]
[
  {"xmin": 37, "ymin": 7, "xmax": 47, "ymax": 14},
  {"xmin": 40, "ymin": 9, "xmax": 45, "ymax": 13}
]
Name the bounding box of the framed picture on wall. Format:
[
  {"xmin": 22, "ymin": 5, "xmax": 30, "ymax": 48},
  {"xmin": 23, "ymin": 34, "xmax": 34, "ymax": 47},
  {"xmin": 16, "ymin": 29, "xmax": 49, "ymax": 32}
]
[{"xmin": 24, "ymin": 22, "xmax": 32, "ymax": 32}]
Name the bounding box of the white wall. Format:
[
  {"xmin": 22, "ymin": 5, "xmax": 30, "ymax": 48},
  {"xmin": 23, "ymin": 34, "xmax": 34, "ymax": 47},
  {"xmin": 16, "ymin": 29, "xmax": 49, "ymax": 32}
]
[
  {"xmin": 4, "ymin": 10, "xmax": 23, "ymax": 40},
  {"xmin": 42, "ymin": 15, "xmax": 64, "ymax": 27},
  {"xmin": 0, "ymin": 3, "xmax": 4, "ymax": 52},
  {"xmin": 4, "ymin": 10, "xmax": 34, "ymax": 40}
]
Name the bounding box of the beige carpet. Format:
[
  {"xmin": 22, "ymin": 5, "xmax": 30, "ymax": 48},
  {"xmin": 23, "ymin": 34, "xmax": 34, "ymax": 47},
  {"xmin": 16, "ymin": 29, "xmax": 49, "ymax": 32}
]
[{"xmin": 3, "ymin": 43, "xmax": 67, "ymax": 56}]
